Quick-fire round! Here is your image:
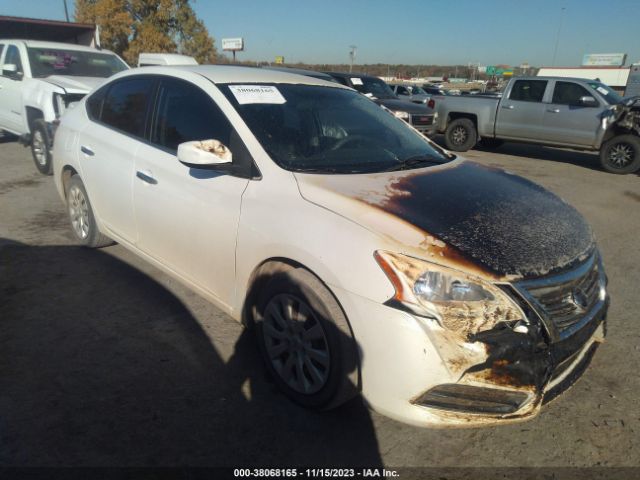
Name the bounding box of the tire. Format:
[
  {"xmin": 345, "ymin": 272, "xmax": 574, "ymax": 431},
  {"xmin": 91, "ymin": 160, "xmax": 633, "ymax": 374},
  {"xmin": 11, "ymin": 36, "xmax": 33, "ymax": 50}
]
[
  {"xmin": 253, "ymin": 268, "xmax": 359, "ymax": 410},
  {"xmin": 478, "ymin": 138, "xmax": 504, "ymax": 149},
  {"xmin": 444, "ymin": 117, "xmax": 478, "ymax": 152},
  {"xmin": 65, "ymin": 176, "xmax": 113, "ymax": 248},
  {"xmin": 599, "ymin": 135, "xmax": 640, "ymax": 174},
  {"xmin": 31, "ymin": 119, "xmax": 53, "ymax": 175}
]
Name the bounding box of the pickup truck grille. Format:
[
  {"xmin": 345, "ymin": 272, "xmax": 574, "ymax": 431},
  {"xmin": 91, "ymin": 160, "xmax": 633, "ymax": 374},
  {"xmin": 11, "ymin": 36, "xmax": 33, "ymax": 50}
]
[
  {"xmin": 410, "ymin": 114, "xmax": 434, "ymax": 126},
  {"xmin": 514, "ymin": 253, "xmax": 605, "ymax": 337}
]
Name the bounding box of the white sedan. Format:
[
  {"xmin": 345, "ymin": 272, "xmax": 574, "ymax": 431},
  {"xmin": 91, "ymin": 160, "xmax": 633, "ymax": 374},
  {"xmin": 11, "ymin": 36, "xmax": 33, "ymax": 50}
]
[{"xmin": 53, "ymin": 66, "xmax": 608, "ymax": 427}]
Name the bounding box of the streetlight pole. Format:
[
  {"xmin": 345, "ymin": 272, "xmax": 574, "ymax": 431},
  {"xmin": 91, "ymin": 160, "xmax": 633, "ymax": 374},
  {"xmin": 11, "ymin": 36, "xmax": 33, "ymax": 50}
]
[
  {"xmin": 552, "ymin": 7, "xmax": 566, "ymax": 66},
  {"xmin": 349, "ymin": 45, "xmax": 357, "ymax": 73}
]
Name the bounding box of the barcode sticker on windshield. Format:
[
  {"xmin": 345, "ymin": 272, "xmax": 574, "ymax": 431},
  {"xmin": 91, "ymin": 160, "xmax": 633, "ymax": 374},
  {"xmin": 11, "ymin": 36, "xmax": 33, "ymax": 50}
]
[
  {"xmin": 228, "ymin": 85, "xmax": 286, "ymax": 105},
  {"xmin": 351, "ymin": 78, "xmax": 363, "ymax": 85},
  {"xmin": 596, "ymin": 86, "xmax": 609, "ymax": 95}
]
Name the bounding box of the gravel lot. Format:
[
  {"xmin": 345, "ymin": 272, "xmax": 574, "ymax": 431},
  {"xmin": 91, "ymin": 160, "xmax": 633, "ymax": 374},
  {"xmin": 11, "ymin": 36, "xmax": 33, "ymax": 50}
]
[{"xmin": 1, "ymin": 135, "xmax": 639, "ymax": 471}]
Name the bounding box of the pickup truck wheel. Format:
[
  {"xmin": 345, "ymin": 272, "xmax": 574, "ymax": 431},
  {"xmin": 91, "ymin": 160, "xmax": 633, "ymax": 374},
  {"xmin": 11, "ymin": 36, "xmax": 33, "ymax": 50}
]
[
  {"xmin": 445, "ymin": 118, "xmax": 477, "ymax": 152},
  {"xmin": 600, "ymin": 135, "xmax": 640, "ymax": 174},
  {"xmin": 254, "ymin": 268, "xmax": 359, "ymax": 410},
  {"xmin": 65, "ymin": 176, "xmax": 114, "ymax": 248},
  {"xmin": 31, "ymin": 120, "xmax": 53, "ymax": 175}
]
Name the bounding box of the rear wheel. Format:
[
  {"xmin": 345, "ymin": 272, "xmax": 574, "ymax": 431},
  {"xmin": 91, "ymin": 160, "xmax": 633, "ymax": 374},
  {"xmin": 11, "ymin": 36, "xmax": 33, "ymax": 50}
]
[
  {"xmin": 599, "ymin": 135, "xmax": 640, "ymax": 174},
  {"xmin": 444, "ymin": 118, "xmax": 477, "ymax": 152},
  {"xmin": 66, "ymin": 176, "xmax": 113, "ymax": 248},
  {"xmin": 253, "ymin": 268, "xmax": 359, "ymax": 409},
  {"xmin": 31, "ymin": 119, "xmax": 53, "ymax": 175}
]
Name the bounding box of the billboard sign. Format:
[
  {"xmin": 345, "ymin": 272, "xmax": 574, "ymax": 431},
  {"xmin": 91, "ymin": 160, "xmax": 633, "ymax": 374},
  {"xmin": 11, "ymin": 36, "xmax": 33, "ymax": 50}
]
[
  {"xmin": 582, "ymin": 53, "xmax": 627, "ymax": 66},
  {"xmin": 222, "ymin": 38, "xmax": 244, "ymax": 51},
  {"xmin": 275, "ymin": 55, "xmax": 285, "ymax": 64}
]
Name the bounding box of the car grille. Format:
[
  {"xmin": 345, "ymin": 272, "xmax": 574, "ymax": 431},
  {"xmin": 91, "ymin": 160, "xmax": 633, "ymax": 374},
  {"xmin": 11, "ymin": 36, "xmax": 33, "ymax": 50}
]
[
  {"xmin": 411, "ymin": 114, "xmax": 434, "ymax": 126},
  {"xmin": 514, "ymin": 253, "xmax": 605, "ymax": 338}
]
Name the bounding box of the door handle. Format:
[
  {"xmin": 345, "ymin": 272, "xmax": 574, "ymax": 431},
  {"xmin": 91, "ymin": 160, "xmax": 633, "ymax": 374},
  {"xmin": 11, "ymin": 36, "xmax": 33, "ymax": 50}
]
[
  {"xmin": 136, "ymin": 170, "xmax": 157, "ymax": 185},
  {"xmin": 501, "ymin": 104, "xmax": 514, "ymax": 110},
  {"xmin": 547, "ymin": 108, "xmax": 561, "ymax": 113},
  {"xmin": 80, "ymin": 145, "xmax": 94, "ymax": 156}
]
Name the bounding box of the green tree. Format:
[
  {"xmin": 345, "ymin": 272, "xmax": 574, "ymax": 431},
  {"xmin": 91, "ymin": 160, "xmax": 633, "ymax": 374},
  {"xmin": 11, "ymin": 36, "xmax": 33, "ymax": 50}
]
[{"xmin": 75, "ymin": 0, "xmax": 217, "ymax": 65}]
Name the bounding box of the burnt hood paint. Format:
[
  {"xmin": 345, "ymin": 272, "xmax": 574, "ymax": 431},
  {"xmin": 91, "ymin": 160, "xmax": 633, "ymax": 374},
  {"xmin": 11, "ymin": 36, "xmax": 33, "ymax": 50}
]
[{"xmin": 296, "ymin": 161, "xmax": 595, "ymax": 278}]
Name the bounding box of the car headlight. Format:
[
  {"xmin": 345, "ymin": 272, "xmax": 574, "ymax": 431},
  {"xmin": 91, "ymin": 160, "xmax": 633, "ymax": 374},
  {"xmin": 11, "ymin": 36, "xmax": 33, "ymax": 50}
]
[
  {"xmin": 375, "ymin": 251, "xmax": 525, "ymax": 335},
  {"xmin": 393, "ymin": 110, "xmax": 410, "ymax": 120}
]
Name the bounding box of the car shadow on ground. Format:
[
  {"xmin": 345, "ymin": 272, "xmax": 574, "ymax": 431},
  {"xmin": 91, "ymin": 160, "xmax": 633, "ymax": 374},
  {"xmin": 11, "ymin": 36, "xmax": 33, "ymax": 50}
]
[
  {"xmin": 0, "ymin": 240, "xmax": 382, "ymax": 467},
  {"xmin": 433, "ymin": 136, "xmax": 639, "ymax": 176}
]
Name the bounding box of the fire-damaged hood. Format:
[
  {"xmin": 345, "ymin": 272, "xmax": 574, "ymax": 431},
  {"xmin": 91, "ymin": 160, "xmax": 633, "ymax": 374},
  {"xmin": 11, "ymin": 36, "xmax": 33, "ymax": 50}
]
[
  {"xmin": 295, "ymin": 160, "xmax": 595, "ymax": 279},
  {"xmin": 43, "ymin": 75, "xmax": 106, "ymax": 94}
]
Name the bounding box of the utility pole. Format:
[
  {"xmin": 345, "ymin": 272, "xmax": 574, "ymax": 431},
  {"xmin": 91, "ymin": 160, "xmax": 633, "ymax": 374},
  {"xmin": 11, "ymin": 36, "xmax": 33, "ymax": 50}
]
[
  {"xmin": 349, "ymin": 45, "xmax": 357, "ymax": 73},
  {"xmin": 552, "ymin": 7, "xmax": 566, "ymax": 66}
]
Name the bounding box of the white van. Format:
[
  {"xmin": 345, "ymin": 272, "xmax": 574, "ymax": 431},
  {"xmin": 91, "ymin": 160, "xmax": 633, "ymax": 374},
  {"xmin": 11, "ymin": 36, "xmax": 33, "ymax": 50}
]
[{"xmin": 137, "ymin": 53, "xmax": 198, "ymax": 67}]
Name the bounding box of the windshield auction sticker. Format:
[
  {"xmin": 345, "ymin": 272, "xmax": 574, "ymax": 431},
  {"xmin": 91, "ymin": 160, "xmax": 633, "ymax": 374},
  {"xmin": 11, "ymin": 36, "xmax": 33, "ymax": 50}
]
[{"xmin": 229, "ymin": 85, "xmax": 286, "ymax": 105}]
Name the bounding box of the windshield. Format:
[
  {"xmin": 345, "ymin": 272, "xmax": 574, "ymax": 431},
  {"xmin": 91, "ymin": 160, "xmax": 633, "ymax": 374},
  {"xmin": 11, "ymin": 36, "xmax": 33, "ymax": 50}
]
[
  {"xmin": 410, "ymin": 86, "xmax": 427, "ymax": 95},
  {"xmin": 350, "ymin": 77, "xmax": 396, "ymax": 99},
  {"xmin": 220, "ymin": 84, "xmax": 450, "ymax": 174},
  {"xmin": 27, "ymin": 48, "xmax": 128, "ymax": 78},
  {"xmin": 587, "ymin": 81, "xmax": 623, "ymax": 105}
]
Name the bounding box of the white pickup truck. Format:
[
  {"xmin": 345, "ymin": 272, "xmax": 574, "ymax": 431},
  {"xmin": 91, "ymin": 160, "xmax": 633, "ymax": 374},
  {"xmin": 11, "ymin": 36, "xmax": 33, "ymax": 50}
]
[{"xmin": 0, "ymin": 40, "xmax": 128, "ymax": 174}]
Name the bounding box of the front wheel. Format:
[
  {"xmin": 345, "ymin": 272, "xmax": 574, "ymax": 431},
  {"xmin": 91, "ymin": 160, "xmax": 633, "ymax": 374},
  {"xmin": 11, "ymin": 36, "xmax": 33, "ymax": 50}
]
[
  {"xmin": 65, "ymin": 176, "xmax": 114, "ymax": 248},
  {"xmin": 31, "ymin": 119, "xmax": 53, "ymax": 175},
  {"xmin": 599, "ymin": 135, "xmax": 640, "ymax": 174},
  {"xmin": 444, "ymin": 118, "xmax": 478, "ymax": 152},
  {"xmin": 254, "ymin": 268, "xmax": 359, "ymax": 410}
]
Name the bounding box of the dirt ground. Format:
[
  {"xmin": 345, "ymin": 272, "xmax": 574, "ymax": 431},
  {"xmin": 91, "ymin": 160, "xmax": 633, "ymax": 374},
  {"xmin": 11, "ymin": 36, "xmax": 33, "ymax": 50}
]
[{"xmin": 1, "ymin": 135, "xmax": 639, "ymax": 473}]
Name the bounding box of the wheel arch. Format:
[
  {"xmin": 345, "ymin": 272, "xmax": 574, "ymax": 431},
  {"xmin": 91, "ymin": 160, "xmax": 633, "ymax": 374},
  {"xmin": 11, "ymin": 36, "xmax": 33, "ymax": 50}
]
[
  {"xmin": 447, "ymin": 111, "xmax": 478, "ymax": 129},
  {"xmin": 61, "ymin": 165, "xmax": 79, "ymax": 198}
]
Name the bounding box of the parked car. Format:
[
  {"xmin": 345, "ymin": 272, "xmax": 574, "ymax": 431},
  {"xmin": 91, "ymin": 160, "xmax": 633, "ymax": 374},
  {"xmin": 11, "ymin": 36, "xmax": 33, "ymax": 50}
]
[
  {"xmin": 262, "ymin": 66, "xmax": 337, "ymax": 83},
  {"xmin": 388, "ymin": 83, "xmax": 434, "ymax": 107},
  {"xmin": 138, "ymin": 53, "xmax": 198, "ymax": 67},
  {"xmin": 324, "ymin": 72, "xmax": 437, "ymax": 137},
  {"xmin": 53, "ymin": 65, "xmax": 608, "ymax": 427},
  {"xmin": 0, "ymin": 39, "xmax": 129, "ymax": 174},
  {"xmin": 422, "ymin": 84, "xmax": 447, "ymax": 95},
  {"xmin": 433, "ymin": 76, "xmax": 640, "ymax": 173}
]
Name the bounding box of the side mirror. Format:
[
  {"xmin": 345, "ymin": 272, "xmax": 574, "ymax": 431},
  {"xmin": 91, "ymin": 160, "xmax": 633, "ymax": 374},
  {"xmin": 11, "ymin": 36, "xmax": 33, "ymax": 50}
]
[
  {"xmin": 177, "ymin": 140, "xmax": 232, "ymax": 168},
  {"xmin": 578, "ymin": 95, "xmax": 598, "ymax": 107},
  {"xmin": 2, "ymin": 63, "xmax": 22, "ymax": 79}
]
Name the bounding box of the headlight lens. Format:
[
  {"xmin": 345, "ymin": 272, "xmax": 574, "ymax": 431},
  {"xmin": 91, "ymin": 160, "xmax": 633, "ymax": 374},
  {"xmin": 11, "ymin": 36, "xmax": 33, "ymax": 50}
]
[
  {"xmin": 375, "ymin": 251, "xmax": 524, "ymax": 335},
  {"xmin": 394, "ymin": 110, "xmax": 410, "ymax": 120}
]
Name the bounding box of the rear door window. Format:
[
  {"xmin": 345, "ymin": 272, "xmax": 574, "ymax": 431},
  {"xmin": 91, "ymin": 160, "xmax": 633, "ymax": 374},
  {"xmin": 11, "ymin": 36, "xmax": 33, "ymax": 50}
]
[
  {"xmin": 509, "ymin": 80, "xmax": 548, "ymax": 102},
  {"xmin": 150, "ymin": 78, "xmax": 232, "ymax": 152},
  {"xmin": 552, "ymin": 81, "xmax": 595, "ymax": 106},
  {"xmin": 101, "ymin": 78, "xmax": 154, "ymax": 138}
]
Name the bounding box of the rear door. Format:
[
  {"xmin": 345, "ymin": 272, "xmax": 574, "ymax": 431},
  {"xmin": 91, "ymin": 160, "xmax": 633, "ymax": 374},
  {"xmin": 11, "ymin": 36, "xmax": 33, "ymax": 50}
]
[
  {"xmin": 133, "ymin": 76, "xmax": 249, "ymax": 305},
  {"xmin": 78, "ymin": 76, "xmax": 155, "ymax": 243},
  {"xmin": 495, "ymin": 79, "xmax": 549, "ymax": 140},
  {"xmin": 541, "ymin": 80, "xmax": 602, "ymax": 146}
]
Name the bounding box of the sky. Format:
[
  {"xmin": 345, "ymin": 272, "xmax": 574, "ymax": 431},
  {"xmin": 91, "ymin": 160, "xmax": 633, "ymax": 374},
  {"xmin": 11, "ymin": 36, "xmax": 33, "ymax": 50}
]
[{"xmin": 2, "ymin": 0, "xmax": 639, "ymax": 67}]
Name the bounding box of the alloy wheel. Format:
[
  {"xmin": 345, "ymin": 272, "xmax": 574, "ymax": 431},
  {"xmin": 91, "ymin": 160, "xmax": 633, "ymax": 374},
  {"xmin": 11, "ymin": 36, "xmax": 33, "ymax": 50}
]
[
  {"xmin": 32, "ymin": 130, "xmax": 46, "ymax": 166},
  {"xmin": 451, "ymin": 125, "xmax": 468, "ymax": 145},
  {"xmin": 608, "ymin": 142, "xmax": 634, "ymax": 169},
  {"xmin": 68, "ymin": 185, "xmax": 90, "ymax": 240}
]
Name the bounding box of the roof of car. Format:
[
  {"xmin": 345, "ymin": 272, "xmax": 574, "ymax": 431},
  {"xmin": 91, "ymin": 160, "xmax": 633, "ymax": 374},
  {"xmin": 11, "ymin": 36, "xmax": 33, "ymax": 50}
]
[
  {"xmin": 118, "ymin": 65, "xmax": 347, "ymax": 88},
  {"xmin": 324, "ymin": 71, "xmax": 379, "ymax": 80},
  {"xmin": 5, "ymin": 39, "xmax": 115, "ymax": 54}
]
